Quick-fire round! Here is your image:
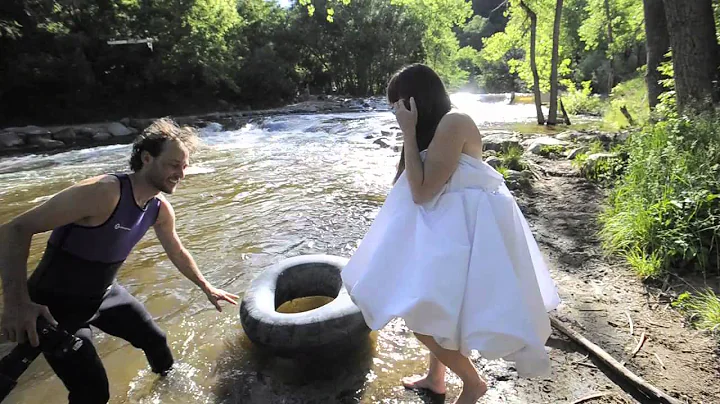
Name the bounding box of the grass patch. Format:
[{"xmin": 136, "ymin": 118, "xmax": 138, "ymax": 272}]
[
  {"xmin": 602, "ymin": 75, "xmax": 650, "ymax": 131},
  {"xmin": 571, "ymin": 140, "xmax": 626, "ymax": 184},
  {"xmin": 562, "ymin": 80, "xmax": 607, "ymax": 116},
  {"xmin": 498, "ymin": 144, "xmax": 527, "ymax": 171},
  {"xmin": 673, "ymin": 290, "xmax": 720, "ymax": 333},
  {"xmin": 538, "ymin": 144, "xmax": 565, "ymax": 158},
  {"xmin": 598, "ymin": 114, "xmax": 720, "ymax": 279}
]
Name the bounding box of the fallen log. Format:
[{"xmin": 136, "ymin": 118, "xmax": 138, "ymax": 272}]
[{"xmin": 550, "ymin": 316, "xmax": 682, "ymax": 404}]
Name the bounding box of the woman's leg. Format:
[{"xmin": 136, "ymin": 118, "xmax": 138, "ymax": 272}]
[
  {"xmin": 410, "ymin": 333, "xmax": 487, "ymax": 404},
  {"xmin": 402, "ymin": 352, "xmax": 447, "ymax": 394}
]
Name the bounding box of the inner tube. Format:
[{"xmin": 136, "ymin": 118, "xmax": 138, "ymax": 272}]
[{"xmin": 240, "ymin": 254, "xmax": 370, "ymax": 356}]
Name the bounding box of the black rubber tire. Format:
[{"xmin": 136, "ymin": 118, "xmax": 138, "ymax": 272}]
[{"xmin": 239, "ymin": 254, "xmax": 370, "ymax": 356}]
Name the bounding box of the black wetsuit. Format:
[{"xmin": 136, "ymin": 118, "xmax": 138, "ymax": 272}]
[{"xmin": 27, "ymin": 174, "xmax": 173, "ymax": 403}]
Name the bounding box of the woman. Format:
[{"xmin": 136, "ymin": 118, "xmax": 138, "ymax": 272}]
[{"xmin": 341, "ymin": 64, "xmax": 561, "ymax": 404}]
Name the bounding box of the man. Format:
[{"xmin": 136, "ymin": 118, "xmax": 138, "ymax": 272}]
[{"xmin": 0, "ymin": 118, "xmax": 239, "ymax": 403}]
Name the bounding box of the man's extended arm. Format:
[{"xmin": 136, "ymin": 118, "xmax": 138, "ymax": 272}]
[{"xmin": 153, "ymin": 199, "xmax": 238, "ymax": 312}]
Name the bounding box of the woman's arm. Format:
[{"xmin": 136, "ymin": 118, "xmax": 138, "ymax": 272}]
[{"xmin": 394, "ymin": 99, "xmax": 469, "ymax": 204}]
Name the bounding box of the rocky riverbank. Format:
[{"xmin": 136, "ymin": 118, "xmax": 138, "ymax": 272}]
[
  {"xmin": 366, "ymin": 123, "xmax": 630, "ymax": 192},
  {"xmin": 0, "ymin": 96, "xmax": 385, "ymax": 157}
]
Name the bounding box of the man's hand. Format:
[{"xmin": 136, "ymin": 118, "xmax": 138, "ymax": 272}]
[
  {"xmin": 202, "ymin": 285, "xmax": 239, "ymax": 312},
  {"xmin": 1, "ymin": 300, "xmax": 57, "ymax": 347}
]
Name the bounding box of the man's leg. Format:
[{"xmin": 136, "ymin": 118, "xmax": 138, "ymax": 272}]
[
  {"xmin": 90, "ymin": 284, "xmax": 174, "ymax": 374},
  {"xmin": 44, "ymin": 327, "xmax": 111, "ymax": 404}
]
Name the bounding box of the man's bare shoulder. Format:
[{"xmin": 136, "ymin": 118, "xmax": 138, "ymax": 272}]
[
  {"xmin": 153, "ymin": 194, "xmax": 176, "ymax": 226},
  {"xmin": 65, "ymin": 174, "xmax": 120, "ymax": 206}
]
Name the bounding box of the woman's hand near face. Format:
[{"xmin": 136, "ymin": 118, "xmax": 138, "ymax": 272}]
[{"xmin": 394, "ymin": 97, "xmax": 418, "ymax": 137}]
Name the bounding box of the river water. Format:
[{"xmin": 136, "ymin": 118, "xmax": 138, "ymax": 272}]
[{"xmin": 0, "ymin": 94, "xmax": 548, "ymax": 403}]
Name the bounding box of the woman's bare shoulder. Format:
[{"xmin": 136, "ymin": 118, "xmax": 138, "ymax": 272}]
[{"xmin": 437, "ymin": 110, "xmax": 479, "ymax": 136}]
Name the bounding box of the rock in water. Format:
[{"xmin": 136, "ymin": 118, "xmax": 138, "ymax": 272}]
[{"xmin": 0, "ymin": 132, "xmax": 25, "ymax": 148}]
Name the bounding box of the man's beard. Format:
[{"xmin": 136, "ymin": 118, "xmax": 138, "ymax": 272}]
[{"xmin": 150, "ymin": 172, "xmax": 175, "ymax": 194}]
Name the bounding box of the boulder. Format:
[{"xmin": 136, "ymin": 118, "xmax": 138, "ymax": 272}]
[
  {"xmin": 92, "ymin": 132, "xmax": 113, "ymax": 142},
  {"xmin": 0, "ymin": 132, "xmax": 25, "ymax": 148},
  {"xmin": 482, "ymin": 132, "xmax": 521, "ymax": 152},
  {"xmin": 373, "ymin": 138, "xmax": 393, "ymax": 148},
  {"xmin": 128, "ymin": 118, "xmax": 154, "ymax": 132},
  {"xmin": 525, "ymin": 137, "xmax": 569, "ymax": 155},
  {"xmin": 6, "ymin": 125, "xmax": 51, "ymax": 137},
  {"xmin": 614, "ymin": 131, "xmax": 632, "ymax": 142},
  {"xmin": 75, "ymin": 127, "xmax": 98, "ymax": 138},
  {"xmin": 556, "ymin": 131, "xmax": 580, "ymax": 141},
  {"xmin": 52, "ymin": 128, "xmax": 77, "ymax": 144},
  {"xmin": 581, "ymin": 153, "xmax": 620, "ymax": 175},
  {"xmin": 566, "ymin": 147, "xmax": 589, "ymax": 160},
  {"xmin": 106, "ymin": 122, "xmax": 136, "ymax": 138},
  {"xmin": 504, "ymin": 169, "xmax": 533, "ymax": 191},
  {"xmin": 485, "ymin": 156, "xmax": 502, "ymax": 169},
  {"xmin": 29, "ymin": 137, "xmax": 64, "ymax": 149}
]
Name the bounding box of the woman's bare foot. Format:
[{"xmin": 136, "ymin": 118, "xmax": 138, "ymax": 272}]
[
  {"xmin": 453, "ymin": 379, "xmax": 488, "ymax": 404},
  {"xmin": 402, "ymin": 374, "xmax": 447, "ymax": 395}
]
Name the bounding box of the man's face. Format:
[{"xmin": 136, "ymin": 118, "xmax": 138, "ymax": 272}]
[{"xmin": 144, "ymin": 140, "xmax": 189, "ymax": 194}]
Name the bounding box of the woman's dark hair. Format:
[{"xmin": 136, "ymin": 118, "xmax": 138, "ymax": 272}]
[
  {"xmin": 387, "ymin": 63, "xmax": 452, "ymax": 183},
  {"xmin": 129, "ymin": 118, "xmax": 199, "ymax": 172}
]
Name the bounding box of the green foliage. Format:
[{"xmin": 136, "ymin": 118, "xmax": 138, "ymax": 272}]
[
  {"xmin": 654, "ymin": 51, "xmax": 677, "ymax": 120},
  {"xmin": 582, "ymin": 151, "xmax": 625, "ymax": 183},
  {"xmin": 478, "ymin": 0, "xmax": 645, "ymax": 96},
  {"xmin": 578, "ymin": 0, "xmax": 644, "ymax": 56},
  {"xmin": 598, "ymin": 115, "xmax": 720, "ymax": 279},
  {"xmin": 299, "ymin": 0, "xmax": 351, "ymax": 22},
  {"xmin": 562, "ymin": 80, "xmax": 606, "ymax": 116},
  {"xmin": 496, "ymin": 165, "xmax": 509, "ymax": 179},
  {"xmin": 289, "ymin": 0, "xmax": 426, "ymax": 95},
  {"xmin": 391, "ymin": 0, "xmax": 475, "ymax": 89},
  {"xmin": 499, "ymin": 144, "xmax": 528, "ymax": 171},
  {"xmin": 538, "ymin": 144, "xmax": 565, "ymax": 158},
  {"xmin": 1, "ymin": 0, "xmax": 485, "ymax": 123},
  {"xmin": 673, "ymin": 289, "xmax": 720, "ymax": 333},
  {"xmin": 481, "ymin": 0, "xmax": 574, "ymax": 94},
  {"xmin": 603, "ymin": 75, "xmax": 649, "ymax": 130}
]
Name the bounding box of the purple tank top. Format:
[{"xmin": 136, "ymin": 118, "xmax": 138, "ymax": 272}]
[{"xmin": 47, "ymin": 174, "xmax": 161, "ymax": 263}]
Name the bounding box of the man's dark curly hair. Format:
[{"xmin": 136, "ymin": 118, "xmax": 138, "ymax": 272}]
[{"xmin": 129, "ymin": 118, "xmax": 200, "ymax": 172}]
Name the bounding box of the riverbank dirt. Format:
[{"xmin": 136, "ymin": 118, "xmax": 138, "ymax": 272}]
[{"xmin": 489, "ymin": 156, "xmax": 719, "ymax": 404}]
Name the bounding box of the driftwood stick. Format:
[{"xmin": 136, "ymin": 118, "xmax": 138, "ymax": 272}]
[
  {"xmin": 624, "ymin": 310, "xmax": 634, "ymax": 336},
  {"xmin": 571, "ymin": 392, "xmax": 613, "ymax": 404},
  {"xmin": 654, "ymin": 353, "xmax": 666, "ymax": 370},
  {"xmin": 550, "ymin": 316, "xmax": 682, "ymax": 404},
  {"xmin": 631, "ymin": 331, "xmax": 647, "ymax": 357}
]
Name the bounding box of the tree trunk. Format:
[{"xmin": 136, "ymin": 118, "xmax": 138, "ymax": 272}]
[
  {"xmin": 662, "ymin": 0, "xmax": 718, "ymax": 112},
  {"xmin": 547, "ymin": 0, "xmax": 563, "ymax": 125},
  {"xmin": 520, "ymin": 0, "xmax": 545, "ymax": 125},
  {"xmin": 643, "ymin": 0, "xmax": 670, "ymax": 109},
  {"xmin": 604, "ymin": 0, "xmax": 614, "ymax": 93}
]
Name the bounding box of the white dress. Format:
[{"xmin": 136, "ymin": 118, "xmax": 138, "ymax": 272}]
[{"xmin": 341, "ymin": 151, "xmax": 561, "ymax": 378}]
